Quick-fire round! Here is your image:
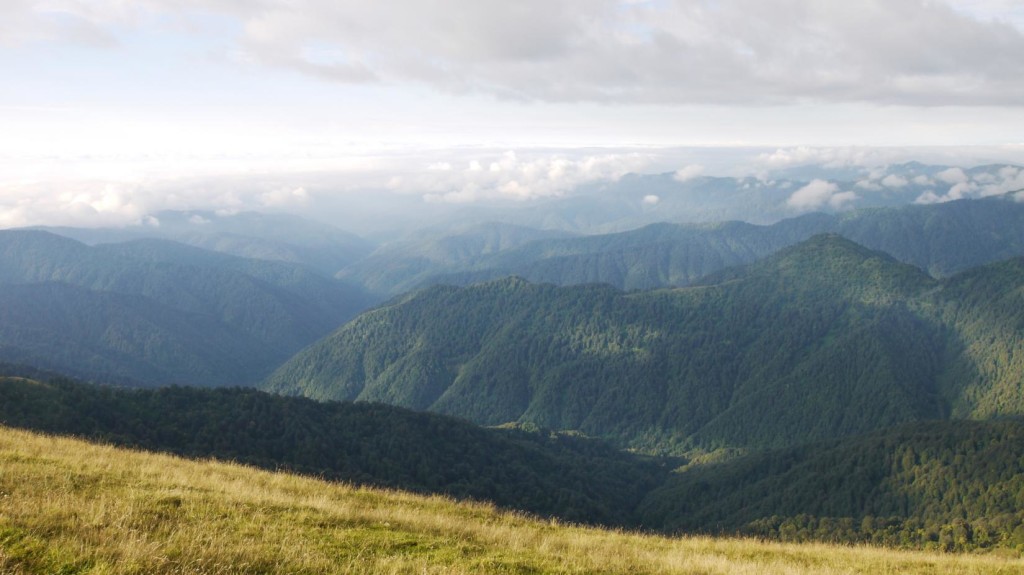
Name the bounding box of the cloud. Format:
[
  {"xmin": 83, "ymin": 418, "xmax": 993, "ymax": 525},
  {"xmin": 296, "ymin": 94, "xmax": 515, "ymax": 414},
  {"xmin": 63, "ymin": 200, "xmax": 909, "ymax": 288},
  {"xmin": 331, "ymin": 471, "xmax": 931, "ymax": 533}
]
[
  {"xmin": 0, "ymin": 176, "xmax": 316, "ymax": 229},
  {"xmin": 828, "ymin": 191, "xmax": 860, "ymax": 209},
  {"xmin": 757, "ymin": 147, "xmax": 897, "ymax": 170},
  {"xmin": 0, "ymin": 0, "xmax": 119, "ymax": 47},
  {"xmin": 881, "ymin": 174, "xmax": 909, "ymax": 188},
  {"xmin": 259, "ymin": 186, "xmax": 310, "ymax": 208},
  {"xmin": 642, "ymin": 194, "xmax": 660, "ymax": 205},
  {"xmin": 787, "ymin": 179, "xmax": 858, "ymax": 210},
  {"xmin": 915, "ymin": 164, "xmax": 1024, "ymax": 203},
  {"xmin": 13, "ymin": 0, "xmax": 1024, "ymax": 106},
  {"xmin": 673, "ymin": 165, "xmax": 704, "ymax": 182},
  {"xmin": 417, "ymin": 149, "xmax": 648, "ymax": 203},
  {"xmin": 936, "ymin": 167, "xmax": 969, "ymax": 184}
]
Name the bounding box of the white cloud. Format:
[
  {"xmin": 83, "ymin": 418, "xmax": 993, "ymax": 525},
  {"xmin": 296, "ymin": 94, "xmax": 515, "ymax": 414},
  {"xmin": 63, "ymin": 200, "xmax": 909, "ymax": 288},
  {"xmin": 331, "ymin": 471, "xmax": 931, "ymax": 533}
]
[
  {"xmin": 673, "ymin": 164, "xmax": 704, "ymax": 182},
  {"xmin": 936, "ymin": 167, "xmax": 969, "ymax": 184},
  {"xmin": 828, "ymin": 190, "xmax": 860, "ymax": 209},
  {"xmin": 787, "ymin": 179, "xmax": 845, "ymax": 210},
  {"xmin": 758, "ymin": 147, "xmax": 895, "ymax": 170},
  {"xmin": 259, "ymin": 186, "xmax": 310, "ymax": 208},
  {"xmin": 642, "ymin": 194, "xmax": 660, "ymax": 205},
  {"xmin": 12, "ymin": 0, "xmax": 1024, "ymax": 106},
  {"xmin": 914, "ymin": 190, "xmax": 944, "ymax": 204},
  {"xmin": 413, "ymin": 150, "xmax": 648, "ymax": 203},
  {"xmin": 0, "ymin": 176, "xmax": 321, "ymax": 229},
  {"xmin": 915, "ymin": 163, "xmax": 1024, "ymax": 203},
  {"xmin": 881, "ymin": 174, "xmax": 909, "ymax": 188}
]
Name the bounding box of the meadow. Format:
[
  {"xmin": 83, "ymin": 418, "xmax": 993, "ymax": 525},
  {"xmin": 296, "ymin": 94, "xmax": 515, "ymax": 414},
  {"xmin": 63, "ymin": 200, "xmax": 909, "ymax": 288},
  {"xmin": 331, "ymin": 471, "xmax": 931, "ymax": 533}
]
[{"xmin": 1, "ymin": 426, "xmax": 1021, "ymax": 574}]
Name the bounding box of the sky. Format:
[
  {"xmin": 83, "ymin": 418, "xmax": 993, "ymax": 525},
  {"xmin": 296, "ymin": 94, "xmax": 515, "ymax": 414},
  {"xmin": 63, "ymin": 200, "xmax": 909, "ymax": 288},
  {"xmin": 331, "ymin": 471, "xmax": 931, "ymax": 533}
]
[{"xmin": 2, "ymin": 0, "xmax": 1024, "ymax": 227}]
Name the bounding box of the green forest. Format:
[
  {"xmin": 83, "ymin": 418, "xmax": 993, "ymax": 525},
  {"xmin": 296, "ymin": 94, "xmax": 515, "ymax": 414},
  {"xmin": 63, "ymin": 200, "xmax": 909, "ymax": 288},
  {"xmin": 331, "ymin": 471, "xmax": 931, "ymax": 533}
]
[
  {"xmin": 4, "ymin": 374, "xmax": 1024, "ymax": 553},
  {"xmin": 0, "ymin": 375, "xmax": 666, "ymax": 526},
  {"xmin": 265, "ymin": 234, "xmax": 1024, "ymax": 455}
]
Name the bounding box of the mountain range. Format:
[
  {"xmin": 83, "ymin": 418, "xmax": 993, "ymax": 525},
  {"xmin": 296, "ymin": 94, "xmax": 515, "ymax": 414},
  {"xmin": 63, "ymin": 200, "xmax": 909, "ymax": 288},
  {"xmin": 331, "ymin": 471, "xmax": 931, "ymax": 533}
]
[
  {"xmin": 3, "ymin": 163, "xmax": 1024, "ymax": 554},
  {"xmin": 0, "ymin": 230, "xmax": 370, "ymax": 385},
  {"xmin": 266, "ymin": 234, "xmax": 1024, "ymax": 455},
  {"xmin": 344, "ymin": 194, "xmax": 1024, "ymax": 296}
]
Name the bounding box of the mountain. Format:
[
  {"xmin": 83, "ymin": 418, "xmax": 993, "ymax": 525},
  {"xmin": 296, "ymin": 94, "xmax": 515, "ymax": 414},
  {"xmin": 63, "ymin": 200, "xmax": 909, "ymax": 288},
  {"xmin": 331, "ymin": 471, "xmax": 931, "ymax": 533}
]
[
  {"xmin": 38, "ymin": 210, "xmax": 375, "ymax": 276},
  {"xmin": 336, "ymin": 195, "xmax": 1024, "ymax": 296},
  {"xmin": 263, "ymin": 234, "xmax": 1024, "ymax": 453},
  {"xmin": 637, "ymin": 419, "xmax": 1024, "ymax": 552},
  {"xmin": 0, "ymin": 282, "xmax": 260, "ymax": 385},
  {"xmin": 446, "ymin": 195, "xmax": 1024, "ymax": 291},
  {"xmin": 0, "ymin": 231, "xmax": 371, "ymax": 386},
  {"xmin": 421, "ymin": 218, "xmax": 815, "ymax": 292},
  {"xmin": 336, "ymin": 222, "xmax": 575, "ymax": 296},
  {"xmin": 0, "ymin": 376, "xmax": 666, "ymax": 526}
]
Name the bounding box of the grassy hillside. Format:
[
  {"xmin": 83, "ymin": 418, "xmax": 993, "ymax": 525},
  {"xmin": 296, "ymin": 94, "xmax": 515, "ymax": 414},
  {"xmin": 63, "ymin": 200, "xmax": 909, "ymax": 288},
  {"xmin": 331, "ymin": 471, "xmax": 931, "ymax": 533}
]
[
  {"xmin": 1, "ymin": 426, "xmax": 1021, "ymax": 574},
  {"xmin": 0, "ymin": 376, "xmax": 666, "ymax": 526},
  {"xmin": 6, "ymin": 376, "xmax": 1024, "ymax": 553}
]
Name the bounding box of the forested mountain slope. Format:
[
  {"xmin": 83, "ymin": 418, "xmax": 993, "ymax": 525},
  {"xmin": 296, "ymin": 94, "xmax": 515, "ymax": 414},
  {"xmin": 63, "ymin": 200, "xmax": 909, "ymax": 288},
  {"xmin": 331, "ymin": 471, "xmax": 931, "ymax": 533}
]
[
  {"xmin": 266, "ymin": 234, "xmax": 1024, "ymax": 453},
  {"xmin": 0, "ymin": 231, "xmax": 370, "ymax": 385},
  {"xmin": 5, "ymin": 375, "xmax": 1024, "ymax": 553},
  {"xmin": 6, "ymin": 374, "xmax": 1024, "ymax": 553},
  {"xmin": 638, "ymin": 419, "xmax": 1024, "ymax": 552},
  {"xmin": 0, "ymin": 376, "xmax": 665, "ymax": 526}
]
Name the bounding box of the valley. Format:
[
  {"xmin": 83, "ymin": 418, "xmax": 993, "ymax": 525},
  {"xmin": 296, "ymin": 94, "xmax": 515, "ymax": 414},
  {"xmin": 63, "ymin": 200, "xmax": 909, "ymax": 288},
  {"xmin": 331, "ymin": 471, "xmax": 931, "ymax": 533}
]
[{"xmin": 2, "ymin": 163, "xmax": 1024, "ymax": 568}]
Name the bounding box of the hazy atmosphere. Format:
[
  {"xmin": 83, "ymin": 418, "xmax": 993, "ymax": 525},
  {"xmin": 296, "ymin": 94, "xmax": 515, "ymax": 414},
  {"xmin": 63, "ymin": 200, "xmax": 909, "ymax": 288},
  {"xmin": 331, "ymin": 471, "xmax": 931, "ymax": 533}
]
[
  {"xmin": 7, "ymin": 2, "xmax": 1024, "ymax": 570},
  {"xmin": 2, "ymin": 0, "xmax": 1024, "ymax": 230}
]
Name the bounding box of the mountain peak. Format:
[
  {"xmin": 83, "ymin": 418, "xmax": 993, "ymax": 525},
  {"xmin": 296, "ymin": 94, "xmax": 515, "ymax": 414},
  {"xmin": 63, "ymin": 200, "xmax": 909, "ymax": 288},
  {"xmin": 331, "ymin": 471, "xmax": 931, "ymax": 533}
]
[{"xmin": 700, "ymin": 233, "xmax": 935, "ymax": 302}]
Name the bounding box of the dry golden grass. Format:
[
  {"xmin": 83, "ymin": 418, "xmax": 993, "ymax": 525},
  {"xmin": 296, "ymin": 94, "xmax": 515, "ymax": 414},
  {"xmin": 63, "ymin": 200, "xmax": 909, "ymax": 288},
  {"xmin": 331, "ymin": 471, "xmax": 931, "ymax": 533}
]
[{"xmin": 1, "ymin": 425, "xmax": 1021, "ymax": 574}]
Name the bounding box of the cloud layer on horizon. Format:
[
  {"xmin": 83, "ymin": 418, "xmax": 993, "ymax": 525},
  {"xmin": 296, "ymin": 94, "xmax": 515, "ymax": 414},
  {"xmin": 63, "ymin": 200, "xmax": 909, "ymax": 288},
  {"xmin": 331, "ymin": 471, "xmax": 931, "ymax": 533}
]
[{"xmin": 8, "ymin": 0, "xmax": 1024, "ymax": 107}]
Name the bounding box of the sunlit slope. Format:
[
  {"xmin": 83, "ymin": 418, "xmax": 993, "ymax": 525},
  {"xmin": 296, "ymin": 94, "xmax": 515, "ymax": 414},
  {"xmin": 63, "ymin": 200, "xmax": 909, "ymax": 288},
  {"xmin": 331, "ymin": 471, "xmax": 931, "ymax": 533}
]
[
  {"xmin": 1, "ymin": 426, "xmax": 1021, "ymax": 575},
  {"xmin": 0, "ymin": 376, "xmax": 663, "ymax": 526},
  {"xmin": 267, "ymin": 233, "xmax": 1024, "ymax": 454}
]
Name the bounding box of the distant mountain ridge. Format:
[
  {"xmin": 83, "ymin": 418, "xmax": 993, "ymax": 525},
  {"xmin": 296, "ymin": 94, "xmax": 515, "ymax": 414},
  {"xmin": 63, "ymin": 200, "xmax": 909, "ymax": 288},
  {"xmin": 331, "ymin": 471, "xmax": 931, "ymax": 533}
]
[
  {"xmin": 36, "ymin": 210, "xmax": 375, "ymax": 276},
  {"xmin": 0, "ymin": 230, "xmax": 371, "ymax": 386},
  {"xmin": 349, "ymin": 195, "xmax": 1024, "ymax": 296}
]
